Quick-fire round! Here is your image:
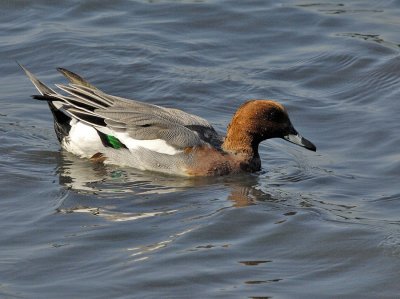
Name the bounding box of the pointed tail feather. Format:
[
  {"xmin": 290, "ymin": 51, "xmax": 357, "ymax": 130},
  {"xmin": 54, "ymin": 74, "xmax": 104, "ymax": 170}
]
[
  {"xmin": 17, "ymin": 62, "xmax": 55, "ymax": 95},
  {"xmin": 57, "ymin": 67, "xmax": 99, "ymax": 90},
  {"xmin": 32, "ymin": 95, "xmax": 59, "ymax": 102},
  {"xmin": 18, "ymin": 62, "xmax": 73, "ymax": 142}
]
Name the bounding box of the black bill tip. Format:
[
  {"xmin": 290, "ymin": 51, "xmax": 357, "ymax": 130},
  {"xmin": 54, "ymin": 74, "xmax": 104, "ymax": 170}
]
[{"xmin": 283, "ymin": 133, "xmax": 316, "ymax": 152}]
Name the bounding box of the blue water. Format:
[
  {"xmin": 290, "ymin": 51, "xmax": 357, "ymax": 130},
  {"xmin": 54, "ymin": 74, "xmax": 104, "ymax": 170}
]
[{"xmin": 1, "ymin": 1, "xmax": 400, "ymax": 298}]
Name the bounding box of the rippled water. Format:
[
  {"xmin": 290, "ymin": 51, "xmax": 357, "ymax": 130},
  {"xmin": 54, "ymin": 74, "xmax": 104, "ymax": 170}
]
[{"xmin": 1, "ymin": 1, "xmax": 400, "ymax": 298}]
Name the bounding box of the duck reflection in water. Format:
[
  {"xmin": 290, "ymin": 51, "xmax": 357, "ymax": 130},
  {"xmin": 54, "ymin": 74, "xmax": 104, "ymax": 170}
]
[{"xmin": 56, "ymin": 149, "xmax": 274, "ymax": 209}]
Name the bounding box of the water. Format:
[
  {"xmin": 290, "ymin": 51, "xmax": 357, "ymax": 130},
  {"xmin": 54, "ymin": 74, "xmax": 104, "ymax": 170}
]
[{"xmin": 1, "ymin": 0, "xmax": 400, "ymax": 297}]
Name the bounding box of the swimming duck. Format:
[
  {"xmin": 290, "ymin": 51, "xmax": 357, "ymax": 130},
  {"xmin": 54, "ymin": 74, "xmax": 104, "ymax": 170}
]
[{"xmin": 20, "ymin": 64, "xmax": 316, "ymax": 176}]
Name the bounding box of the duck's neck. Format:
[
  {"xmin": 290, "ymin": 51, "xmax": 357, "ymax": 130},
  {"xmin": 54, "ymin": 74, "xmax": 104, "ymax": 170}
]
[{"xmin": 222, "ymin": 124, "xmax": 261, "ymax": 172}]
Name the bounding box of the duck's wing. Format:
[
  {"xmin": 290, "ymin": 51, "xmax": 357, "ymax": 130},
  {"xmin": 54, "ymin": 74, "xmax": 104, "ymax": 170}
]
[
  {"xmin": 22, "ymin": 66, "xmax": 223, "ymax": 150},
  {"xmin": 95, "ymin": 99, "xmax": 223, "ymax": 148}
]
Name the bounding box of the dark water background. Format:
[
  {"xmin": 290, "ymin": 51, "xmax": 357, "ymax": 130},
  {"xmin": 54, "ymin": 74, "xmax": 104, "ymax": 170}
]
[{"xmin": 1, "ymin": 1, "xmax": 400, "ymax": 298}]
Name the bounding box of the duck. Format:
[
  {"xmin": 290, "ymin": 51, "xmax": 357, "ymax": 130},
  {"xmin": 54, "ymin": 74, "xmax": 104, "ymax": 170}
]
[{"xmin": 20, "ymin": 64, "xmax": 316, "ymax": 177}]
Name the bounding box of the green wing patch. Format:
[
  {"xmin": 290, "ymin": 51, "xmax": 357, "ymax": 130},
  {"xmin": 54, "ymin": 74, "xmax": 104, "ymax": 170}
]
[
  {"xmin": 96, "ymin": 130, "xmax": 127, "ymax": 149},
  {"xmin": 107, "ymin": 135, "xmax": 124, "ymax": 149}
]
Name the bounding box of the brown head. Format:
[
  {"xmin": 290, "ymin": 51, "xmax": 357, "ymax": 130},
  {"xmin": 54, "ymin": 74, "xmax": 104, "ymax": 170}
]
[{"xmin": 222, "ymin": 100, "xmax": 316, "ymax": 159}]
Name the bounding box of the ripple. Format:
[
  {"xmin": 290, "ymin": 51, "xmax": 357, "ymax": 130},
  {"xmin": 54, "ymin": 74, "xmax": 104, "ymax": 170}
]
[
  {"xmin": 239, "ymin": 260, "xmax": 272, "ymax": 266},
  {"xmin": 245, "ymin": 279, "xmax": 282, "ymax": 284},
  {"xmin": 379, "ymin": 233, "xmax": 400, "ymax": 257},
  {"xmin": 56, "ymin": 206, "xmax": 177, "ymax": 222},
  {"xmin": 337, "ymin": 32, "xmax": 400, "ymax": 51},
  {"xmin": 297, "ymin": 3, "xmax": 384, "ymax": 15}
]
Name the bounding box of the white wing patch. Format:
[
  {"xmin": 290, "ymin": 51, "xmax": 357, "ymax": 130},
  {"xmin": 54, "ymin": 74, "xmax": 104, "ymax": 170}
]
[
  {"xmin": 114, "ymin": 132, "xmax": 182, "ymax": 155},
  {"xmin": 62, "ymin": 121, "xmax": 181, "ymax": 157},
  {"xmin": 62, "ymin": 121, "xmax": 103, "ymax": 157}
]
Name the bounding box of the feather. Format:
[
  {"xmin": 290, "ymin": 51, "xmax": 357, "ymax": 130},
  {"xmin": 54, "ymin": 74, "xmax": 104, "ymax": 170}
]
[
  {"xmin": 21, "ymin": 65, "xmax": 223, "ymax": 151},
  {"xmin": 18, "ymin": 62, "xmax": 55, "ymax": 95},
  {"xmin": 57, "ymin": 67, "xmax": 99, "ymax": 90}
]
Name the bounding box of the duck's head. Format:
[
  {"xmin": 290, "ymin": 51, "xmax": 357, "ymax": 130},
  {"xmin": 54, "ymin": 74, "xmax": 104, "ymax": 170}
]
[{"xmin": 223, "ymin": 100, "xmax": 316, "ymax": 155}]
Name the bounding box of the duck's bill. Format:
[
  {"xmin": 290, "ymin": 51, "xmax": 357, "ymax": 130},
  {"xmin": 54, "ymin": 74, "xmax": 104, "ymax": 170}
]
[{"xmin": 283, "ymin": 132, "xmax": 316, "ymax": 152}]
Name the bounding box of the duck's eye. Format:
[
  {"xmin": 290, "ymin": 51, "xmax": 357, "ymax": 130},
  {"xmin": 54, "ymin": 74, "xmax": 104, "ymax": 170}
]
[
  {"xmin": 268, "ymin": 110, "xmax": 277, "ymax": 120},
  {"xmin": 266, "ymin": 109, "xmax": 285, "ymax": 122}
]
